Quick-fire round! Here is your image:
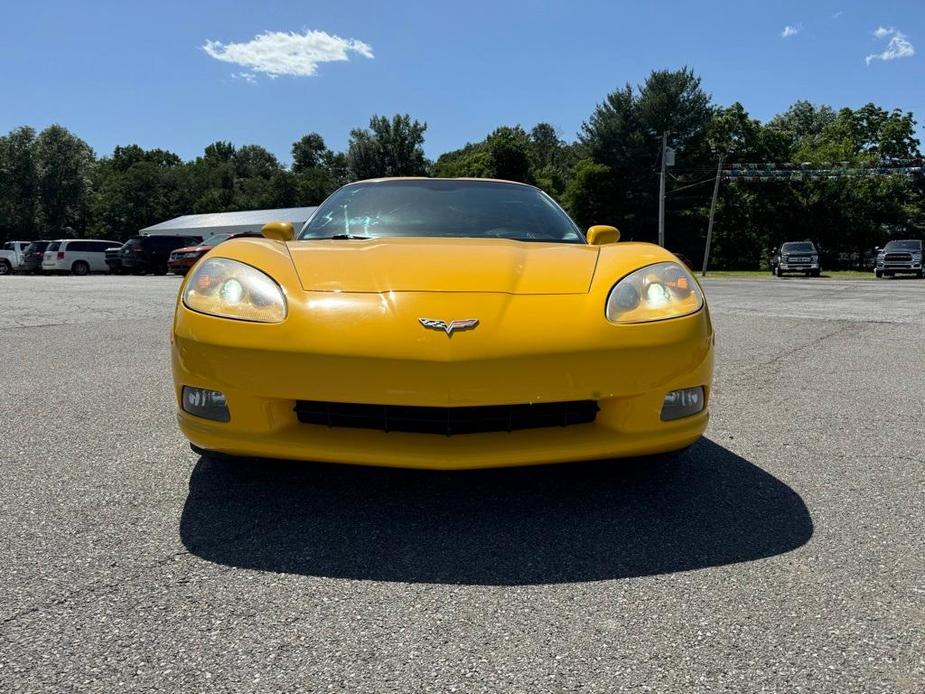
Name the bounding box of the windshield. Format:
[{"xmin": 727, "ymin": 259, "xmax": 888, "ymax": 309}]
[
  {"xmin": 883, "ymin": 240, "xmax": 922, "ymax": 251},
  {"xmin": 46, "ymin": 242, "xmax": 60, "ymax": 252},
  {"xmin": 201, "ymin": 234, "xmax": 233, "ymax": 247},
  {"xmin": 782, "ymin": 242, "xmax": 815, "ymax": 253},
  {"xmin": 300, "ymin": 180, "xmax": 584, "ymax": 244}
]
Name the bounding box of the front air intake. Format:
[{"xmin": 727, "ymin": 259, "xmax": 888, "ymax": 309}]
[{"xmin": 294, "ymin": 400, "xmax": 599, "ymax": 436}]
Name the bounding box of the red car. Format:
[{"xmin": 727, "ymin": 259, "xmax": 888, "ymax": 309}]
[{"xmin": 167, "ymin": 232, "xmax": 262, "ymax": 275}]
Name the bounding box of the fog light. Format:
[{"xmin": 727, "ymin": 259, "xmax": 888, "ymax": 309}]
[
  {"xmin": 661, "ymin": 386, "xmax": 705, "ymax": 421},
  {"xmin": 181, "ymin": 386, "xmax": 230, "ymax": 422}
]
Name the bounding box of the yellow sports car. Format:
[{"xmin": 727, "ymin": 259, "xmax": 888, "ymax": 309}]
[{"xmin": 171, "ymin": 178, "xmax": 713, "ymax": 469}]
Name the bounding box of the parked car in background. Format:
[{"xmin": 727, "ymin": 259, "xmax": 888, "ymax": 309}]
[
  {"xmin": 42, "ymin": 239, "xmax": 122, "ymax": 275},
  {"xmin": 770, "ymin": 241, "xmax": 821, "ymax": 277},
  {"xmin": 0, "ymin": 241, "xmax": 31, "ymax": 275},
  {"xmin": 874, "ymin": 239, "xmax": 923, "ymax": 278},
  {"xmin": 19, "ymin": 241, "xmax": 51, "ymax": 273},
  {"xmin": 105, "ymin": 244, "xmax": 127, "ymax": 274},
  {"xmin": 167, "ymin": 231, "xmax": 261, "ymax": 275},
  {"xmin": 120, "ymin": 235, "xmax": 201, "ymax": 275}
]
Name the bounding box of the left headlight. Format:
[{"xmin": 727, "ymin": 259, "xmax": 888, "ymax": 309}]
[
  {"xmin": 605, "ymin": 261, "xmax": 704, "ymax": 324},
  {"xmin": 183, "ymin": 258, "xmax": 287, "ymax": 323}
]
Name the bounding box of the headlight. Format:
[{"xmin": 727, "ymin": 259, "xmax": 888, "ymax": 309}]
[
  {"xmin": 811, "ymin": 255, "xmax": 819, "ymax": 262},
  {"xmin": 183, "ymin": 258, "xmax": 287, "ymax": 323},
  {"xmin": 605, "ymin": 262, "xmax": 704, "ymax": 324},
  {"xmin": 913, "ymin": 253, "xmax": 922, "ymax": 261}
]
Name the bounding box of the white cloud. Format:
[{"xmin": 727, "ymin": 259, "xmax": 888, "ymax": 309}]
[
  {"xmin": 832, "ymin": 11, "xmax": 843, "ymax": 19},
  {"xmin": 866, "ymin": 27, "xmax": 915, "ymax": 65},
  {"xmin": 781, "ymin": 24, "xmax": 802, "ymax": 38},
  {"xmin": 231, "ymin": 71, "xmax": 257, "ymax": 84},
  {"xmin": 203, "ymin": 29, "xmax": 374, "ymax": 80}
]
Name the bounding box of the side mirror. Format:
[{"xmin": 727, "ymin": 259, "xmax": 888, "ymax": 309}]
[
  {"xmin": 586, "ymin": 225, "xmax": 620, "ymax": 245},
  {"xmin": 262, "ymin": 221, "xmax": 295, "ymax": 242}
]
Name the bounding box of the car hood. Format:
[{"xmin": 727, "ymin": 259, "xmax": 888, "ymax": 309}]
[{"xmin": 286, "ymin": 238, "xmax": 600, "ymax": 294}]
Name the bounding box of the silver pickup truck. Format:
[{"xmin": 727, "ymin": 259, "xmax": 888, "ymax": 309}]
[{"xmin": 875, "ymin": 240, "xmax": 923, "ymax": 278}]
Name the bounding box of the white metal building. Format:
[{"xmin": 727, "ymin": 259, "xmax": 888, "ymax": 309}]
[{"xmin": 138, "ymin": 207, "xmax": 318, "ymax": 237}]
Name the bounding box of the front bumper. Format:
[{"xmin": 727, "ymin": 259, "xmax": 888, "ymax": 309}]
[
  {"xmin": 877, "ymin": 262, "xmax": 922, "ymax": 272},
  {"xmin": 172, "ymin": 292, "xmax": 714, "ymax": 469},
  {"xmin": 120, "ymin": 256, "xmax": 149, "ymax": 269},
  {"xmin": 168, "ymin": 257, "xmax": 198, "ymax": 273},
  {"xmin": 778, "ymin": 263, "xmax": 819, "ymax": 271}
]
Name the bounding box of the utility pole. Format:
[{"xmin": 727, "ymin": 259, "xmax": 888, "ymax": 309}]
[
  {"xmin": 701, "ymin": 151, "xmax": 725, "ymax": 277},
  {"xmin": 658, "ymin": 131, "xmax": 668, "ymax": 247}
]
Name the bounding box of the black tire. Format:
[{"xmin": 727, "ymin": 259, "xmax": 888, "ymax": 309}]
[
  {"xmin": 71, "ymin": 260, "xmax": 90, "ymax": 276},
  {"xmin": 810, "ymin": 270, "xmax": 820, "ymax": 277},
  {"xmin": 0, "ymin": 260, "xmax": 11, "ymax": 276},
  {"xmin": 875, "ymin": 269, "xmax": 883, "ymax": 278},
  {"xmin": 774, "ymin": 267, "xmax": 783, "ymax": 277},
  {"xmin": 153, "ymin": 263, "xmax": 168, "ymax": 276}
]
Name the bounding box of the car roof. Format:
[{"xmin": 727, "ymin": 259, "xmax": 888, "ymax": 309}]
[
  {"xmin": 55, "ymin": 238, "xmax": 118, "ymax": 244},
  {"xmin": 344, "ymin": 177, "xmax": 540, "ymax": 190}
]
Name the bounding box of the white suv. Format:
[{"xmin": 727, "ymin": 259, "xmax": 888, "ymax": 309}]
[{"xmin": 42, "ymin": 239, "xmax": 122, "ymax": 275}]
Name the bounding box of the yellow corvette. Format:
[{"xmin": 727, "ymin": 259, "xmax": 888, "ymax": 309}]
[{"xmin": 171, "ymin": 178, "xmax": 713, "ymax": 469}]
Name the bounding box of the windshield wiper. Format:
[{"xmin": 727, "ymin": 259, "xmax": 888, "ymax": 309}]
[{"xmin": 323, "ymin": 234, "xmax": 371, "ymax": 240}]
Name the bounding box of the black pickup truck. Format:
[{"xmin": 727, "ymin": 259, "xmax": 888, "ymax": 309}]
[{"xmin": 770, "ymin": 241, "xmax": 821, "ymax": 277}]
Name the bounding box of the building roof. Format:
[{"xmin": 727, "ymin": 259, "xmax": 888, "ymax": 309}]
[{"xmin": 139, "ymin": 207, "xmax": 317, "ymax": 236}]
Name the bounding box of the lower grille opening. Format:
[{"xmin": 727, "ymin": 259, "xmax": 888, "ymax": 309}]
[{"xmin": 294, "ymin": 400, "xmax": 599, "ymax": 436}]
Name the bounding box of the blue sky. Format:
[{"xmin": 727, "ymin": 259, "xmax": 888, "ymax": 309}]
[{"xmin": 1, "ymin": 1, "xmax": 921, "ymax": 163}]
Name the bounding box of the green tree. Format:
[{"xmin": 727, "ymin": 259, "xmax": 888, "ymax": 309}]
[
  {"xmin": 578, "ymin": 68, "xmax": 715, "ymax": 244},
  {"xmin": 562, "ymin": 159, "xmax": 617, "ymax": 229},
  {"xmin": 90, "ymin": 145, "xmax": 186, "ymax": 238},
  {"xmin": 346, "ymin": 114, "xmax": 429, "ymax": 179},
  {"xmin": 290, "ymin": 133, "xmax": 346, "ymax": 204},
  {"xmin": 484, "ymin": 126, "xmax": 533, "ymax": 183},
  {"xmin": 33, "ymin": 125, "xmax": 95, "ymax": 236},
  {"xmin": 0, "ymin": 126, "xmax": 38, "ymax": 240},
  {"xmin": 291, "ymin": 133, "xmax": 328, "ymax": 173}
]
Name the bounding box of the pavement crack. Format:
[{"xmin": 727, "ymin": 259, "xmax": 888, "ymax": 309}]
[
  {"xmin": 0, "ymin": 549, "xmax": 192, "ymax": 629},
  {"xmin": 731, "ymin": 322, "xmax": 864, "ymax": 376},
  {"xmin": 1, "ymin": 514, "xmax": 276, "ymax": 630}
]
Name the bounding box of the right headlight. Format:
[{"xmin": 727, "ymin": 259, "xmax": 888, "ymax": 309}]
[
  {"xmin": 605, "ymin": 261, "xmax": 704, "ymax": 324},
  {"xmin": 183, "ymin": 258, "xmax": 287, "ymax": 323}
]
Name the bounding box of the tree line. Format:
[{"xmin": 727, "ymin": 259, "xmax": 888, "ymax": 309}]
[{"xmin": 1, "ymin": 67, "xmax": 922, "ymax": 268}]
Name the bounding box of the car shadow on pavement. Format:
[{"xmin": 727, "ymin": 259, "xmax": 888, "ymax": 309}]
[{"xmin": 179, "ymin": 437, "xmax": 812, "ymax": 585}]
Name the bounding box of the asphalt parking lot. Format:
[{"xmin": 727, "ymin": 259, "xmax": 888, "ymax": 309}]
[{"xmin": 1, "ymin": 275, "xmax": 923, "ymax": 693}]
